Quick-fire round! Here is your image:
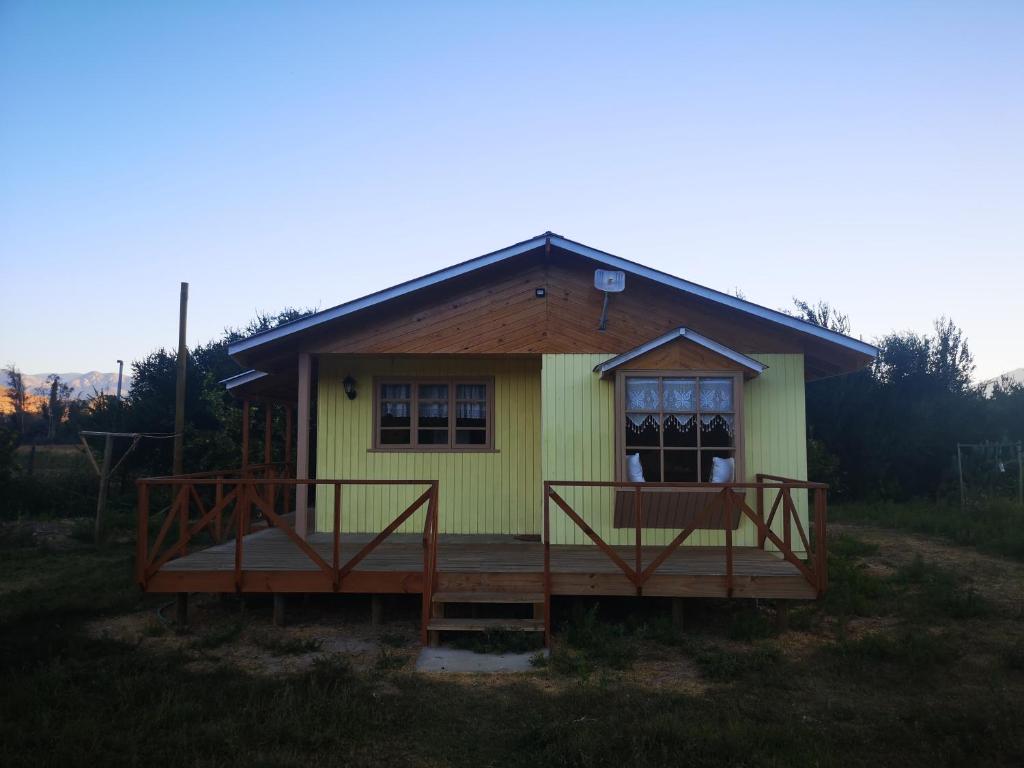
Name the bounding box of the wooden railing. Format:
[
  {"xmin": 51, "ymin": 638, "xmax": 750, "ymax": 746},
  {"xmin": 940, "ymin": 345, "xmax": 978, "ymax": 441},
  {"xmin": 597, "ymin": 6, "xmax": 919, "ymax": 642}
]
[
  {"xmin": 542, "ymin": 477, "xmax": 828, "ymax": 646},
  {"xmin": 136, "ymin": 475, "xmax": 440, "ymax": 643}
]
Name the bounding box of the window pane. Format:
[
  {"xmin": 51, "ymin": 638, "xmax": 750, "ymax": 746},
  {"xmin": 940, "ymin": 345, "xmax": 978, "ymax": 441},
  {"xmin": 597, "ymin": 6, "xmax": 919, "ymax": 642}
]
[
  {"xmin": 456, "ymin": 400, "xmax": 487, "ymax": 428},
  {"xmin": 456, "ymin": 383, "xmax": 487, "ymax": 400},
  {"xmin": 381, "ymin": 383, "xmax": 410, "ymax": 400},
  {"xmin": 636, "ymin": 449, "xmax": 662, "ymax": 482},
  {"xmin": 380, "ymin": 401, "xmax": 410, "ymax": 428},
  {"xmin": 418, "ymin": 401, "xmax": 448, "ymax": 428},
  {"xmin": 701, "ymin": 450, "xmax": 735, "ymax": 482},
  {"xmin": 418, "ymin": 429, "xmax": 449, "ymax": 445},
  {"xmin": 456, "ymin": 429, "xmax": 487, "ymax": 445},
  {"xmin": 664, "ymin": 450, "xmax": 698, "ymax": 482},
  {"xmin": 625, "ymin": 413, "xmax": 659, "ymax": 447},
  {"xmin": 700, "ymin": 414, "xmax": 735, "ymax": 447},
  {"xmin": 699, "ymin": 378, "xmax": 733, "ymax": 411},
  {"xmin": 625, "ymin": 377, "xmax": 660, "ymax": 411},
  {"xmin": 418, "ymin": 383, "xmax": 448, "ymax": 400},
  {"xmin": 380, "ymin": 429, "xmax": 410, "ymax": 445},
  {"xmin": 662, "ymin": 378, "xmax": 696, "ymax": 411},
  {"xmin": 663, "ymin": 414, "xmax": 697, "ymax": 447}
]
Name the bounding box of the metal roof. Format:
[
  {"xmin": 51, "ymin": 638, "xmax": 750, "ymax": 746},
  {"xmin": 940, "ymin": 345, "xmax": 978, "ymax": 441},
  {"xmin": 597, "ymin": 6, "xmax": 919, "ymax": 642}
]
[
  {"xmin": 593, "ymin": 328, "xmax": 768, "ymax": 377},
  {"xmin": 220, "ymin": 369, "xmax": 268, "ymax": 390},
  {"xmin": 227, "ymin": 232, "xmax": 879, "ymax": 359}
]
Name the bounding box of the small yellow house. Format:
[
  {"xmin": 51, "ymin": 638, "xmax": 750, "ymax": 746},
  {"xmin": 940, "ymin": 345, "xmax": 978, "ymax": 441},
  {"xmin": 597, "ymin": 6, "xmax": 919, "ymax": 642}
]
[{"xmin": 139, "ymin": 233, "xmax": 876, "ymax": 643}]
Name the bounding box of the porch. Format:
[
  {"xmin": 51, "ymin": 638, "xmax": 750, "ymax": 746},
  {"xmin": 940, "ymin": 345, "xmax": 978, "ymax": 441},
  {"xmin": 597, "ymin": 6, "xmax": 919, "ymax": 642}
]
[{"xmin": 135, "ymin": 473, "xmax": 827, "ymax": 645}]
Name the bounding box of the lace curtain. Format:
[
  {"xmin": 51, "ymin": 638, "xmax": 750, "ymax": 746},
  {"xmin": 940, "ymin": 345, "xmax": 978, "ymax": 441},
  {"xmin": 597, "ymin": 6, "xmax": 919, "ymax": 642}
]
[
  {"xmin": 663, "ymin": 379, "xmax": 696, "ymax": 411},
  {"xmin": 381, "ymin": 402, "xmax": 409, "ymax": 418},
  {"xmin": 456, "ymin": 402, "xmax": 486, "ymax": 419},
  {"xmin": 626, "ymin": 376, "xmax": 733, "ymax": 427},
  {"xmin": 699, "ymin": 378, "xmax": 733, "ymax": 411}
]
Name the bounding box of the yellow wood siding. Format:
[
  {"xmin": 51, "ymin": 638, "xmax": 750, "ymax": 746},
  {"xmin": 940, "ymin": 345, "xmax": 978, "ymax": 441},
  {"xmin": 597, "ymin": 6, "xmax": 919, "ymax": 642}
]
[
  {"xmin": 541, "ymin": 353, "xmax": 808, "ymax": 547},
  {"xmin": 315, "ymin": 356, "xmax": 541, "ymax": 535}
]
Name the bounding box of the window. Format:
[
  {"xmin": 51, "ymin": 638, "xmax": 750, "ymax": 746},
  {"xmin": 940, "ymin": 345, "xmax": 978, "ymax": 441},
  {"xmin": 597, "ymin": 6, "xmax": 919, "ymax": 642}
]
[
  {"xmin": 375, "ymin": 378, "xmax": 492, "ymax": 450},
  {"xmin": 619, "ymin": 373, "xmax": 741, "ymax": 482}
]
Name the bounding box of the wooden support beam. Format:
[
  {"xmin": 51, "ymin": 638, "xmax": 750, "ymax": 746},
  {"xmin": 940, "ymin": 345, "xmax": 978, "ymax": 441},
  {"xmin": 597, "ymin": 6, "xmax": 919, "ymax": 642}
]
[
  {"xmin": 273, "ymin": 594, "xmax": 287, "ymax": 627},
  {"xmin": 775, "ymin": 601, "xmax": 789, "ymax": 632},
  {"xmin": 241, "ymin": 400, "xmax": 250, "ymax": 470},
  {"xmin": 371, "ymin": 595, "xmax": 384, "ymax": 627},
  {"xmin": 264, "ymin": 403, "xmax": 273, "ymax": 465},
  {"xmin": 295, "ymin": 353, "xmax": 311, "ymax": 538},
  {"xmin": 284, "ymin": 405, "xmax": 293, "ymax": 466},
  {"xmin": 672, "ymin": 598, "xmax": 685, "ymax": 630},
  {"xmin": 175, "ymin": 592, "xmax": 188, "ymax": 629},
  {"xmin": 172, "ymin": 282, "xmax": 188, "ymax": 476}
]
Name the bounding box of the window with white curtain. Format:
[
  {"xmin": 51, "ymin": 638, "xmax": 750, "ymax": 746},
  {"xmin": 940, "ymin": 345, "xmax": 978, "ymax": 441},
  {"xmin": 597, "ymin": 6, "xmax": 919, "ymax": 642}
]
[
  {"xmin": 623, "ymin": 374, "xmax": 738, "ymax": 482},
  {"xmin": 376, "ymin": 379, "xmax": 492, "ymax": 450}
]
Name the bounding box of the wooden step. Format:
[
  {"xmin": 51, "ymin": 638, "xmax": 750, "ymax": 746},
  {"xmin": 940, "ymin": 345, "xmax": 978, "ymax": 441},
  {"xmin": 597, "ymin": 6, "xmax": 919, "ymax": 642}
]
[
  {"xmin": 427, "ymin": 618, "xmax": 544, "ymax": 633},
  {"xmin": 431, "ymin": 591, "xmax": 543, "ymax": 604}
]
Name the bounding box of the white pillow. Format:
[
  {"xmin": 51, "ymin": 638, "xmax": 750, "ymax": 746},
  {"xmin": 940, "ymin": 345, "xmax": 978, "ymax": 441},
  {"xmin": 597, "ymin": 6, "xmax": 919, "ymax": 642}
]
[
  {"xmin": 626, "ymin": 453, "xmax": 645, "ymax": 482},
  {"xmin": 710, "ymin": 456, "xmax": 734, "ymax": 483}
]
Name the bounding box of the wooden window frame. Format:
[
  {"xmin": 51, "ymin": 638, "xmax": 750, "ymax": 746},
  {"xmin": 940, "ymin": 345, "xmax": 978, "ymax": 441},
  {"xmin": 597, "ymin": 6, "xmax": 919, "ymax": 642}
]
[
  {"xmin": 372, "ymin": 376, "xmax": 495, "ymax": 452},
  {"xmin": 614, "ymin": 369, "xmax": 745, "ymax": 483}
]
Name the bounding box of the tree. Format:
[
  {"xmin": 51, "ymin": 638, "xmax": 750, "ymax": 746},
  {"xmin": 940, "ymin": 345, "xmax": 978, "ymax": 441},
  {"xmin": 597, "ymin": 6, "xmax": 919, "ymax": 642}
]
[
  {"xmin": 791, "ymin": 298, "xmax": 851, "ymax": 335},
  {"xmin": 43, "ymin": 375, "xmax": 73, "ymax": 440},
  {"xmin": 4, "ymin": 364, "xmax": 27, "ymax": 435},
  {"xmin": 929, "ymin": 316, "xmax": 975, "ymax": 395}
]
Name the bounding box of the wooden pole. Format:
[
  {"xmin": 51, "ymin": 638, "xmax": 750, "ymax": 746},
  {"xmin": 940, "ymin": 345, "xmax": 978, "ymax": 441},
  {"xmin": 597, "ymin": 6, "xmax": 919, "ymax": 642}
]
[
  {"xmin": 1018, "ymin": 441, "xmax": 1023, "ymax": 508},
  {"xmin": 241, "ymin": 400, "xmax": 250, "ymax": 470},
  {"xmin": 94, "ymin": 434, "xmax": 113, "ymax": 544},
  {"xmin": 172, "ymin": 282, "xmax": 189, "ymax": 476},
  {"xmin": 295, "ymin": 353, "xmax": 312, "ymax": 538},
  {"xmin": 957, "ymin": 443, "xmax": 965, "ymax": 508}
]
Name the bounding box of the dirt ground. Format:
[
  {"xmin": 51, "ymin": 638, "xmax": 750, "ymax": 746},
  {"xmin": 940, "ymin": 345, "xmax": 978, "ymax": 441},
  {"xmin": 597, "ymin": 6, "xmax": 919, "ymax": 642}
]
[
  {"xmin": 832, "ymin": 522, "xmax": 1024, "ymax": 613},
  {"xmin": 65, "ymin": 521, "xmax": 1024, "ymax": 693}
]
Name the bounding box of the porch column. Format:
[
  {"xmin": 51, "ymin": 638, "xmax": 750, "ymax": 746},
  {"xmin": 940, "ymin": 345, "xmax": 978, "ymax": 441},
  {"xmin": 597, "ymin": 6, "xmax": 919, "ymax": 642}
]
[
  {"xmin": 295, "ymin": 353, "xmax": 312, "ymax": 538},
  {"xmin": 241, "ymin": 399, "xmax": 250, "ymax": 470},
  {"xmin": 264, "ymin": 402, "xmax": 273, "ymax": 465}
]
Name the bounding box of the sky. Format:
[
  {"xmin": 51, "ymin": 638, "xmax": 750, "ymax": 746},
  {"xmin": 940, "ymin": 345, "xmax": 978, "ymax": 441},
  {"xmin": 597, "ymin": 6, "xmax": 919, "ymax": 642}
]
[{"xmin": 1, "ymin": 1, "xmax": 1021, "ymax": 381}]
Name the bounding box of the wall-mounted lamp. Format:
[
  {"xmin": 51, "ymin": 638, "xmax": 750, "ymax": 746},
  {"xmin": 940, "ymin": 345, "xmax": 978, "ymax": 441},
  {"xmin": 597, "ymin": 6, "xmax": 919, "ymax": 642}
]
[{"xmin": 342, "ymin": 375, "xmax": 357, "ymax": 400}]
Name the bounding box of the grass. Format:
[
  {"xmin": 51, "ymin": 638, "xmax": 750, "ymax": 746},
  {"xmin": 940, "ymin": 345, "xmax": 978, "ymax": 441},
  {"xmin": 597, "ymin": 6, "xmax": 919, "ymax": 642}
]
[
  {"xmin": 252, "ymin": 632, "xmax": 323, "ymax": 656},
  {"xmin": 833, "ymin": 498, "xmax": 1024, "ymax": 560},
  {"xmin": 1, "ymin": 514, "xmax": 1023, "ymax": 766}
]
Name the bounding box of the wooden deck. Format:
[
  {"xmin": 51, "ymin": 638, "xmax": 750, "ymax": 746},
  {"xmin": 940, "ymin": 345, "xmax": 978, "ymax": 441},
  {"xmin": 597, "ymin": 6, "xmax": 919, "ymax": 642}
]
[{"xmin": 148, "ymin": 528, "xmax": 815, "ymax": 599}]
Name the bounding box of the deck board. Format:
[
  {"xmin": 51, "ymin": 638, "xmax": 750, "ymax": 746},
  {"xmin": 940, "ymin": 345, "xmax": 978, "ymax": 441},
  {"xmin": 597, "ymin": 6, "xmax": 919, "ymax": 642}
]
[{"xmin": 153, "ymin": 529, "xmax": 813, "ymax": 598}]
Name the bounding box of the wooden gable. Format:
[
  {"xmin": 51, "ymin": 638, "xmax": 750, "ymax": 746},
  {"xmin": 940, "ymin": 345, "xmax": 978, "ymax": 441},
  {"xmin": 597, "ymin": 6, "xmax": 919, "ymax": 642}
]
[
  {"xmin": 613, "ymin": 337, "xmax": 757, "ymax": 377},
  {"xmin": 243, "ymin": 245, "xmax": 871, "ymax": 380}
]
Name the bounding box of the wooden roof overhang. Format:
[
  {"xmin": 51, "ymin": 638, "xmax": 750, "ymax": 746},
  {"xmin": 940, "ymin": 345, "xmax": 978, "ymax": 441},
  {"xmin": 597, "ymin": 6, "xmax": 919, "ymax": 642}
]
[
  {"xmin": 225, "ymin": 233, "xmax": 878, "ymax": 386},
  {"xmin": 594, "ymin": 328, "xmax": 768, "ymax": 380},
  {"xmin": 220, "ymin": 368, "xmax": 297, "ymax": 404}
]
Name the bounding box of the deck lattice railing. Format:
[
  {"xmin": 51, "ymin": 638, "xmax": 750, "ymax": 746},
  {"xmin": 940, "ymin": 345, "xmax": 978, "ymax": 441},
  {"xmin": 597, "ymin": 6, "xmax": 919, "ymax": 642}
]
[
  {"xmin": 542, "ymin": 477, "xmax": 828, "ymax": 646},
  {"xmin": 136, "ymin": 474, "xmax": 440, "ymax": 643}
]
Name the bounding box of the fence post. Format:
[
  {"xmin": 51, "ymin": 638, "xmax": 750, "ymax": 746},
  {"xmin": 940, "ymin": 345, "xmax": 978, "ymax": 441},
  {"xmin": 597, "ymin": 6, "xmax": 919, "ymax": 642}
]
[
  {"xmin": 177, "ymin": 485, "xmax": 189, "ymax": 556},
  {"xmin": 724, "ymin": 489, "xmax": 733, "ymax": 598},
  {"xmin": 214, "ymin": 476, "xmax": 224, "ymax": 542},
  {"xmin": 756, "ymin": 476, "xmax": 766, "ymax": 549},
  {"xmin": 333, "ymin": 482, "xmax": 341, "ymax": 591},
  {"xmin": 136, "ymin": 481, "xmax": 149, "ymax": 586},
  {"xmin": 543, "ymin": 482, "xmax": 551, "ymax": 648},
  {"xmin": 634, "ymin": 485, "xmax": 643, "ymax": 593}
]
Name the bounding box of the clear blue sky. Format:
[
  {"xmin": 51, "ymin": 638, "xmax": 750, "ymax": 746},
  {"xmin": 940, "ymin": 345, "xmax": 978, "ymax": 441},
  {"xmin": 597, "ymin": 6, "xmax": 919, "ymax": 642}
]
[{"xmin": 2, "ymin": 1, "xmax": 1021, "ymax": 381}]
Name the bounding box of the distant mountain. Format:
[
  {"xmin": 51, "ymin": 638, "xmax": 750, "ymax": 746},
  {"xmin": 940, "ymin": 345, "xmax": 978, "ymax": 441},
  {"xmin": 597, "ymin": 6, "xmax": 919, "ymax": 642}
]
[
  {"xmin": 20, "ymin": 371, "xmax": 132, "ymax": 399},
  {"xmin": 983, "ymin": 368, "xmax": 1024, "ymax": 395}
]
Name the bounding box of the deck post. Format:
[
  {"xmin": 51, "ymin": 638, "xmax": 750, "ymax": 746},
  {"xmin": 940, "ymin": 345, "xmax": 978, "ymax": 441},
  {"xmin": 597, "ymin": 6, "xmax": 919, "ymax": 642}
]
[
  {"xmin": 295, "ymin": 353, "xmax": 312, "ymax": 538},
  {"xmin": 775, "ymin": 601, "xmax": 789, "ymax": 632},
  {"xmin": 241, "ymin": 400, "xmax": 250, "ymax": 471},
  {"xmin": 371, "ymin": 595, "xmax": 384, "ymax": 627},
  {"xmin": 671, "ymin": 598, "xmax": 685, "ymax": 630},
  {"xmin": 273, "ymin": 594, "xmax": 287, "ymax": 627},
  {"xmin": 175, "ymin": 592, "xmax": 188, "ymax": 629}
]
